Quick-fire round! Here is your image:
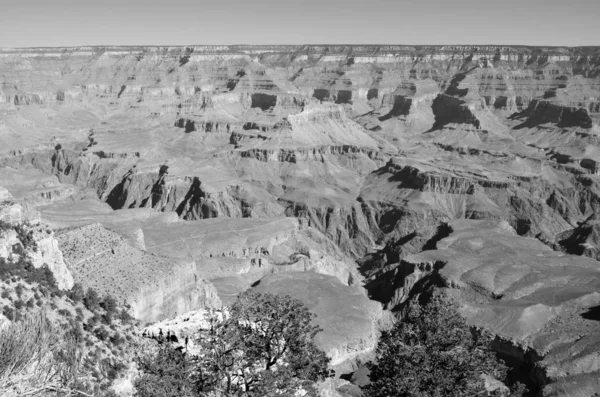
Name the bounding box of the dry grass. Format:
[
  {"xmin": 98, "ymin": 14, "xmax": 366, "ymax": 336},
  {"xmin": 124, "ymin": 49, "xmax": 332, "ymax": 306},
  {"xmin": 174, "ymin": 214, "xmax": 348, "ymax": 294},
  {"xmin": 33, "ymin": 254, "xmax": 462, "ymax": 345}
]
[{"xmin": 0, "ymin": 314, "xmax": 88, "ymax": 397}]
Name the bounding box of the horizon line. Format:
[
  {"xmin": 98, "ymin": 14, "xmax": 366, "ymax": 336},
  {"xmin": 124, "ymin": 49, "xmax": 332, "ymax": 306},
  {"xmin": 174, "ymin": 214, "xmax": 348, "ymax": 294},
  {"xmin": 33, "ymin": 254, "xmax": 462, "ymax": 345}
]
[{"xmin": 2, "ymin": 44, "xmax": 600, "ymax": 50}]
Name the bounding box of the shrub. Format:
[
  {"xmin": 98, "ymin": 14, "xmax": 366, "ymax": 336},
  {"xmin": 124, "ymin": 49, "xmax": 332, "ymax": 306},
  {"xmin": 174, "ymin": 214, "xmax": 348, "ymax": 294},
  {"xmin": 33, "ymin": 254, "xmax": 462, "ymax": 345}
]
[
  {"xmin": 110, "ymin": 332, "xmax": 124, "ymax": 346},
  {"xmin": 3, "ymin": 307, "xmax": 14, "ymax": 321},
  {"xmin": 118, "ymin": 309, "xmax": 133, "ymax": 323},
  {"xmin": 58, "ymin": 309, "xmax": 71, "ymax": 318},
  {"xmin": 100, "ymin": 294, "xmax": 118, "ymax": 316},
  {"xmin": 0, "ymin": 220, "xmax": 12, "ymax": 234},
  {"xmin": 13, "ymin": 299, "xmax": 24, "ymax": 311},
  {"xmin": 83, "ymin": 288, "xmax": 100, "ymax": 311},
  {"xmin": 94, "ymin": 327, "xmax": 110, "ymax": 341},
  {"xmin": 14, "ymin": 284, "xmax": 23, "ymax": 298},
  {"xmin": 101, "ymin": 313, "xmax": 112, "ymax": 326},
  {"xmin": 68, "ymin": 283, "xmax": 85, "ymax": 302}
]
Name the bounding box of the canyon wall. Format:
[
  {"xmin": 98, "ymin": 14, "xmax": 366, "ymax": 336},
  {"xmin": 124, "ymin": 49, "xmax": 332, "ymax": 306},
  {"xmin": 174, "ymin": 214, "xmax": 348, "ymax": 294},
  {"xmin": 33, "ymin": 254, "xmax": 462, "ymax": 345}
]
[{"xmin": 1, "ymin": 45, "xmax": 600, "ymax": 395}]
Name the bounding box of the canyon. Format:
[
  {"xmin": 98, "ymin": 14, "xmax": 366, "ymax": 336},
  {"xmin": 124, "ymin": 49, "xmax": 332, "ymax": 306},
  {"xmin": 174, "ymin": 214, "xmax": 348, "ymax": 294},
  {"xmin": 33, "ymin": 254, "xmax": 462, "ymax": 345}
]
[{"xmin": 0, "ymin": 44, "xmax": 599, "ymax": 396}]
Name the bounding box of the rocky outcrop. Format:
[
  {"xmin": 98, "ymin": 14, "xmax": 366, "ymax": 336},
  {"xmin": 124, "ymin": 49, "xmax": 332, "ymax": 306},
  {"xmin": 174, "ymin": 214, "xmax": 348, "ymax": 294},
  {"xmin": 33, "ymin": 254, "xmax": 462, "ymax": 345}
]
[
  {"xmin": 516, "ymin": 99, "xmax": 595, "ymax": 129},
  {"xmin": 0, "ymin": 201, "xmax": 73, "ymax": 290},
  {"xmin": 251, "ymin": 272, "xmax": 394, "ymax": 370},
  {"xmin": 57, "ymin": 223, "xmax": 221, "ymax": 322},
  {"xmin": 29, "ymin": 233, "xmax": 74, "ymax": 290}
]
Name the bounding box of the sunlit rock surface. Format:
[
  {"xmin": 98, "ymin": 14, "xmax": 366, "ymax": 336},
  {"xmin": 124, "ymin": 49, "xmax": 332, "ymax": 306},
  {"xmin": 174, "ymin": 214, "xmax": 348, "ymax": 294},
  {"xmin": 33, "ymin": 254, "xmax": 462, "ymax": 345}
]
[{"xmin": 396, "ymin": 220, "xmax": 600, "ymax": 396}]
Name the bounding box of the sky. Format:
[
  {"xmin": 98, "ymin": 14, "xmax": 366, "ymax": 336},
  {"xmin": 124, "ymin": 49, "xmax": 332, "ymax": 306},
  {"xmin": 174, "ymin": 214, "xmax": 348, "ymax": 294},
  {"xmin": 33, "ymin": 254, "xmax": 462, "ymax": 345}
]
[{"xmin": 1, "ymin": 0, "xmax": 599, "ymax": 48}]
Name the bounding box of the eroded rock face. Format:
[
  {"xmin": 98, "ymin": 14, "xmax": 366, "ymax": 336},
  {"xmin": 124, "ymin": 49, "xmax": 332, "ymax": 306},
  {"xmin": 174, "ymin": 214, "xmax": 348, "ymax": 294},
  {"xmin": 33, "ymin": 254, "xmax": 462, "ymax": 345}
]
[
  {"xmin": 0, "ymin": 201, "xmax": 73, "ymax": 290},
  {"xmin": 251, "ymin": 272, "xmax": 393, "ymax": 369},
  {"xmin": 1, "ymin": 45, "xmax": 600, "ymax": 394},
  {"xmin": 56, "ymin": 223, "xmax": 220, "ymax": 322}
]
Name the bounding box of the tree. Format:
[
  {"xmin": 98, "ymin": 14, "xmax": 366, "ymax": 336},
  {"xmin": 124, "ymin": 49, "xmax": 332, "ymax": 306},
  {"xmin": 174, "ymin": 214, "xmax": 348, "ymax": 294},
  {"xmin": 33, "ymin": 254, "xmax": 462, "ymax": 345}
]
[
  {"xmin": 363, "ymin": 296, "xmax": 525, "ymax": 397},
  {"xmin": 195, "ymin": 292, "xmax": 331, "ymax": 396},
  {"xmin": 134, "ymin": 292, "xmax": 331, "ymax": 397}
]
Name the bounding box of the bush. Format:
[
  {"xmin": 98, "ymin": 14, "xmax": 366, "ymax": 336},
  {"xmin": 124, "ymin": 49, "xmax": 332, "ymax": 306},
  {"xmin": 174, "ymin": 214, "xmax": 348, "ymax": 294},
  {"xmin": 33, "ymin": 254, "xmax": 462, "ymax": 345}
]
[
  {"xmin": 118, "ymin": 309, "xmax": 133, "ymax": 323},
  {"xmin": 100, "ymin": 294, "xmax": 118, "ymax": 316},
  {"xmin": 101, "ymin": 313, "xmax": 112, "ymax": 326},
  {"xmin": 83, "ymin": 288, "xmax": 100, "ymax": 311},
  {"xmin": 110, "ymin": 332, "xmax": 124, "ymax": 346},
  {"xmin": 0, "ymin": 220, "xmax": 12, "ymax": 234},
  {"xmin": 68, "ymin": 283, "xmax": 85, "ymax": 302},
  {"xmin": 3, "ymin": 307, "xmax": 14, "ymax": 321},
  {"xmin": 58, "ymin": 309, "xmax": 71, "ymax": 318},
  {"xmin": 13, "ymin": 299, "xmax": 24, "ymax": 311},
  {"xmin": 94, "ymin": 327, "xmax": 110, "ymax": 341}
]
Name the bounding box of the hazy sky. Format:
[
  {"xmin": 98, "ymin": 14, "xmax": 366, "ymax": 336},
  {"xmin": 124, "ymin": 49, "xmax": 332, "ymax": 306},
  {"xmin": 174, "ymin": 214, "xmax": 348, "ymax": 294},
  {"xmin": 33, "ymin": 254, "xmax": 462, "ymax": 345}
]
[{"xmin": 2, "ymin": 0, "xmax": 599, "ymax": 47}]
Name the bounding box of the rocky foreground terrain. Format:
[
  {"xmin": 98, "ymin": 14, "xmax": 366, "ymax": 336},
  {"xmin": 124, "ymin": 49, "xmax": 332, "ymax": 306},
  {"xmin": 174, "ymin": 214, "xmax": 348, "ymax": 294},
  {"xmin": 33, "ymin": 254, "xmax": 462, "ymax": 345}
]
[{"xmin": 1, "ymin": 45, "xmax": 600, "ymax": 396}]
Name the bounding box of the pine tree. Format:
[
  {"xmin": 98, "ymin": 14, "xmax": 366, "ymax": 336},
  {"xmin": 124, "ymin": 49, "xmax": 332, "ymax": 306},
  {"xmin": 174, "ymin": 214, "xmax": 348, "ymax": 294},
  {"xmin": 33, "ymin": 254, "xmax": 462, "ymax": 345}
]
[{"xmin": 363, "ymin": 296, "xmax": 525, "ymax": 397}]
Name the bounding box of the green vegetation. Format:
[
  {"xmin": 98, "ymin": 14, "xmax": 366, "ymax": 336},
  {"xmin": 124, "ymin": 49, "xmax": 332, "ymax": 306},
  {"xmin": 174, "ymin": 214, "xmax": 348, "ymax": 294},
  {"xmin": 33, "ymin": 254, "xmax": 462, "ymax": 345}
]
[
  {"xmin": 135, "ymin": 292, "xmax": 331, "ymax": 397},
  {"xmin": 363, "ymin": 296, "xmax": 526, "ymax": 397}
]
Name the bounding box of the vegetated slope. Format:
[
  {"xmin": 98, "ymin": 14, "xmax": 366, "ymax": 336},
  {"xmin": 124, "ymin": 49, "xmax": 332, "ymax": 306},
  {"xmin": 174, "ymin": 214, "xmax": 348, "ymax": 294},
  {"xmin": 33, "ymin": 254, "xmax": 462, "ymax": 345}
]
[
  {"xmin": 0, "ymin": 213, "xmax": 140, "ymax": 396},
  {"xmin": 0, "ymin": 45, "xmax": 599, "ymax": 396}
]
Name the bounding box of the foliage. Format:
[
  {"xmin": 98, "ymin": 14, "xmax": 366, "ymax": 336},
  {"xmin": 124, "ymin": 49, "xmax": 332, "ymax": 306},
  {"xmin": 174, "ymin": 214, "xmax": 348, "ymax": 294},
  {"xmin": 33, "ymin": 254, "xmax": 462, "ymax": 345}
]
[
  {"xmin": 100, "ymin": 295, "xmax": 118, "ymax": 319},
  {"xmin": 135, "ymin": 292, "xmax": 331, "ymax": 397},
  {"xmin": 14, "ymin": 224, "xmax": 38, "ymax": 252},
  {"xmin": 0, "ymin": 220, "xmax": 12, "ymax": 234},
  {"xmin": 0, "ymin": 256, "xmax": 60, "ymax": 297},
  {"xmin": 83, "ymin": 288, "xmax": 100, "ymax": 311},
  {"xmin": 68, "ymin": 283, "xmax": 85, "ymax": 302},
  {"xmin": 363, "ymin": 296, "xmax": 526, "ymax": 397},
  {"xmin": 134, "ymin": 344, "xmax": 198, "ymax": 397},
  {"xmin": 0, "ymin": 313, "xmax": 88, "ymax": 397},
  {"xmin": 0, "ymin": 222, "xmax": 136, "ymax": 394}
]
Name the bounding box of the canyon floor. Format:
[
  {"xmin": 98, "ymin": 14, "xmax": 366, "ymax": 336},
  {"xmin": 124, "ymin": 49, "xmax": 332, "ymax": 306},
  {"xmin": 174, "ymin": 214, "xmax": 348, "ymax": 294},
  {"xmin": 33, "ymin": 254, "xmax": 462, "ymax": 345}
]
[{"xmin": 1, "ymin": 45, "xmax": 600, "ymax": 396}]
